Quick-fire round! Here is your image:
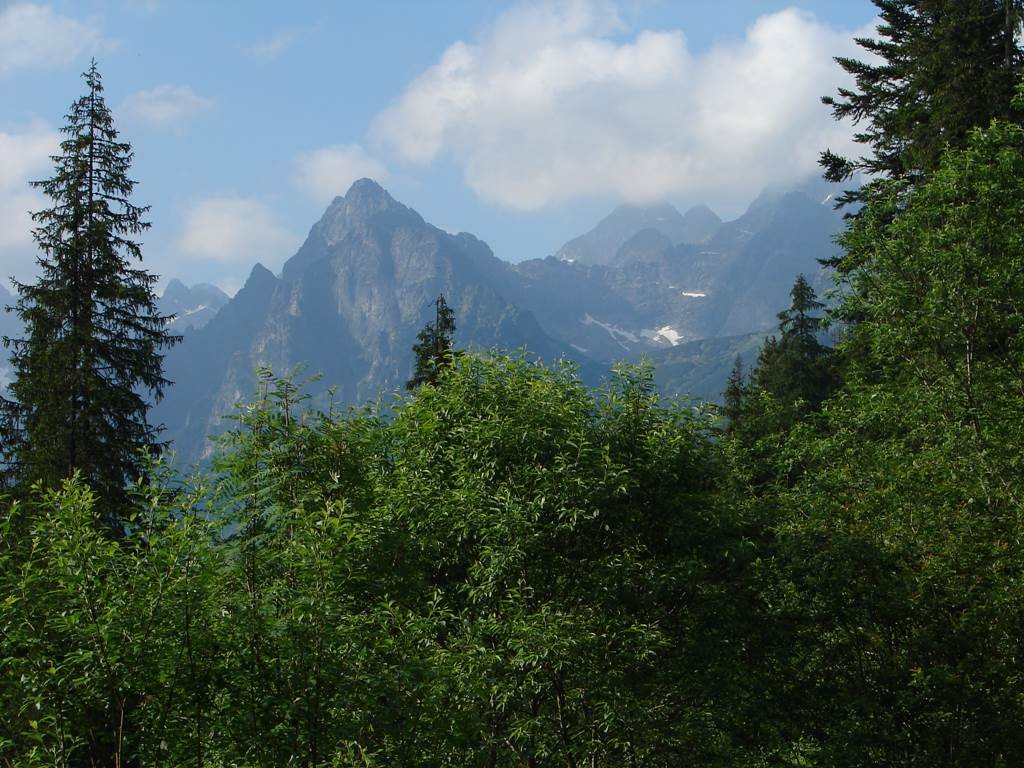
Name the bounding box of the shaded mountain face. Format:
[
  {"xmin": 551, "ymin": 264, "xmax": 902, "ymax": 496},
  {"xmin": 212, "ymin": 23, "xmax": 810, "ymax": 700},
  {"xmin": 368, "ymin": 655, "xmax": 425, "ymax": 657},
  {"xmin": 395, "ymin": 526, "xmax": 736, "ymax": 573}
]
[
  {"xmin": 504, "ymin": 188, "xmax": 842, "ymax": 362},
  {"xmin": 155, "ymin": 179, "xmax": 591, "ymax": 462},
  {"xmin": 159, "ymin": 279, "xmax": 230, "ymax": 333},
  {"xmin": 555, "ymin": 203, "xmax": 721, "ymax": 266}
]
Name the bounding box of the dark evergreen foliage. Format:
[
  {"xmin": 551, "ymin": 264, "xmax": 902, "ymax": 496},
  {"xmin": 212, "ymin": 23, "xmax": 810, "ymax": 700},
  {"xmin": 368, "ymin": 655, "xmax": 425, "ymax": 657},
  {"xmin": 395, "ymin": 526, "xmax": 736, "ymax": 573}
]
[
  {"xmin": 752, "ymin": 275, "xmax": 834, "ymax": 408},
  {"xmin": 1, "ymin": 61, "xmax": 179, "ymax": 525},
  {"xmin": 820, "ymin": 0, "xmax": 1024, "ymax": 210},
  {"xmin": 406, "ymin": 293, "xmax": 457, "ymax": 389},
  {"xmin": 721, "ymin": 355, "xmax": 746, "ymax": 433},
  {"xmin": 726, "ymin": 275, "xmax": 837, "ymax": 438}
]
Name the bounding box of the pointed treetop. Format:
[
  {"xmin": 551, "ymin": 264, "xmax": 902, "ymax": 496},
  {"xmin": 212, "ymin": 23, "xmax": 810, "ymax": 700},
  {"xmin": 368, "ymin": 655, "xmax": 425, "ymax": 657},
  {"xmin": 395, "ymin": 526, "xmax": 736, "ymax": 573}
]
[
  {"xmin": 778, "ymin": 274, "xmax": 825, "ymax": 338},
  {"xmin": 84, "ymin": 58, "xmax": 102, "ymax": 92}
]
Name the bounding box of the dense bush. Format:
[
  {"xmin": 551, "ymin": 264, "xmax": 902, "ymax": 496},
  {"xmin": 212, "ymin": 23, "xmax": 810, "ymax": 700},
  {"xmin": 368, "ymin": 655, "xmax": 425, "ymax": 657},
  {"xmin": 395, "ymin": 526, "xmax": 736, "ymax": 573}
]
[{"xmin": 2, "ymin": 356, "xmax": 767, "ymax": 767}]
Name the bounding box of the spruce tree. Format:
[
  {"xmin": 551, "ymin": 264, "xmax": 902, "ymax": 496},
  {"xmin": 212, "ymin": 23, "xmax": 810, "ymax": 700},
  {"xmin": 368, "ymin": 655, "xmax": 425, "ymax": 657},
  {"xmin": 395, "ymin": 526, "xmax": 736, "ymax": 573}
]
[
  {"xmin": 406, "ymin": 294, "xmax": 457, "ymax": 389},
  {"xmin": 721, "ymin": 356, "xmax": 747, "ymax": 434},
  {"xmin": 1, "ymin": 61, "xmax": 179, "ymax": 526},
  {"xmin": 750, "ymin": 275, "xmax": 835, "ymax": 412},
  {"xmin": 820, "ymin": 0, "xmax": 1023, "ymax": 209}
]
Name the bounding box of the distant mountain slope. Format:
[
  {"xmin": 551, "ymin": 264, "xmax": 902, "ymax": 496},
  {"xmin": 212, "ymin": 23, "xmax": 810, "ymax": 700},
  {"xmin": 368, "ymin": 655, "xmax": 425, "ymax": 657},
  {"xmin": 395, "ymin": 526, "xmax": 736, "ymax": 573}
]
[
  {"xmin": 153, "ymin": 178, "xmax": 845, "ymax": 463},
  {"xmin": 505, "ymin": 187, "xmax": 841, "ymax": 362},
  {"xmin": 155, "ymin": 179, "xmax": 599, "ymax": 463},
  {"xmin": 555, "ymin": 202, "xmax": 721, "ymax": 266},
  {"xmin": 647, "ymin": 332, "xmax": 767, "ymax": 403},
  {"xmin": 159, "ymin": 279, "xmax": 229, "ymax": 332}
]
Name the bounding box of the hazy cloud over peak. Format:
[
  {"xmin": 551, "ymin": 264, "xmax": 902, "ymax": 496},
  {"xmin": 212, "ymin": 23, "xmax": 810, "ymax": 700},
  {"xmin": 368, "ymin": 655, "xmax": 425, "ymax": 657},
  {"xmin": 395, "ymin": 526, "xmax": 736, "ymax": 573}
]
[
  {"xmin": 292, "ymin": 144, "xmax": 389, "ymax": 206},
  {"xmin": 177, "ymin": 197, "xmax": 301, "ymax": 271},
  {"xmin": 373, "ymin": 1, "xmax": 868, "ymax": 211},
  {"xmin": 0, "ymin": 3, "xmax": 109, "ymax": 77}
]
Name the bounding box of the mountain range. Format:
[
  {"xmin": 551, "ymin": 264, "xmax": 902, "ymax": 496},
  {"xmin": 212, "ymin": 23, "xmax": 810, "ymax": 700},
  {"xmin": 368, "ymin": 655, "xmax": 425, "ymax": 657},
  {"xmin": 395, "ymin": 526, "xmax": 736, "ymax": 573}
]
[
  {"xmin": 153, "ymin": 178, "xmax": 844, "ymax": 463},
  {"xmin": 159, "ymin": 280, "xmax": 229, "ymax": 333}
]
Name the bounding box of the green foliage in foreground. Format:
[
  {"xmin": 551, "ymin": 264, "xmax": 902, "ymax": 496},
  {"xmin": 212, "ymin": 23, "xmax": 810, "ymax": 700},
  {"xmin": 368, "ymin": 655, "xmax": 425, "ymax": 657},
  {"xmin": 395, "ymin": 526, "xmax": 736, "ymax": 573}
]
[
  {"xmin": 721, "ymin": 110, "xmax": 1024, "ymax": 766},
  {"xmin": 1, "ymin": 356, "xmax": 771, "ymax": 767}
]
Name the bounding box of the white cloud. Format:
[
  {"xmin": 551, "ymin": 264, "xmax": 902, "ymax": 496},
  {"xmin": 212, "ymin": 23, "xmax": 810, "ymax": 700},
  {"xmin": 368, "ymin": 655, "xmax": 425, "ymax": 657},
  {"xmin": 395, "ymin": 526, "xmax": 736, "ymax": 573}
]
[
  {"xmin": 121, "ymin": 85, "xmax": 212, "ymax": 127},
  {"xmin": 0, "ymin": 122, "xmax": 60, "ymax": 285},
  {"xmin": 292, "ymin": 144, "xmax": 389, "ymax": 205},
  {"xmin": 0, "ymin": 121, "xmax": 56, "ymax": 193},
  {"xmin": 176, "ymin": 198, "xmax": 301, "ymax": 270},
  {"xmin": 372, "ymin": 0, "xmax": 868, "ymax": 211},
  {"xmin": 0, "ymin": 3, "xmax": 108, "ymax": 76},
  {"xmin": 249, "ymin": 30, "xmax": 299, "ymax": 60}
]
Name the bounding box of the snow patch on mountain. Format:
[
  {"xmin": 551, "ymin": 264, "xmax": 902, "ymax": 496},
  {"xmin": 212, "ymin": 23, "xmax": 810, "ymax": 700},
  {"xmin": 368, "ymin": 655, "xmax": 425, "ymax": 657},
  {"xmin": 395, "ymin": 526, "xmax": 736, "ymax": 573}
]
[
  {"xmin": 641, "ymin": 326, "xmax": 684, "ymax": 346},
  {"xmin": 165, "ymin": 303, "xmax": 214, "ymax": 328},
  {"xmin": 582, "ymin": 313, "xmax": 639, "ymax": 349}
]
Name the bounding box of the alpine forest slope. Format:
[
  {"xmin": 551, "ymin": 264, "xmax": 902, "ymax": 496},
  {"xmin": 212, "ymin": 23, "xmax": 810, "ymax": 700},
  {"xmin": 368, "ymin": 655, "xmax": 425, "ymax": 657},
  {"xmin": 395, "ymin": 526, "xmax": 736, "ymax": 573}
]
[{"xmin": 155, "ymin": 178, "xmax": 844, "ymax": 463}]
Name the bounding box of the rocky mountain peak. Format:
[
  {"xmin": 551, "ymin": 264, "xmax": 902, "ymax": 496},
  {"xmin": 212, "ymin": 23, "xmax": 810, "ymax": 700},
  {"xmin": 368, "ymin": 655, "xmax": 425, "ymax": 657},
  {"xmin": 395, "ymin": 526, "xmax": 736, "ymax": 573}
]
[
  {"xmin": 159, "ymin": 278, "xmax": 230, "ymax": 333},
  {"xmin": 317, "ymin": 178, "xmax": 423, "ymax": 247},
  {"xmin": 245, "ymin": 262, "xmax": 277, "ymax": 288},
  {"xmin": 335, "ymin": 177, "xmax": 393, "ymax": 213},
  {"xmin": 161, "ymin": 278, "xmax": 191, "ymax": 304},
  {"xmin": 281, "ymin": 179, "xmax": 427, "ymax": 281},
  {"xmin": 679, "ymin": 204, "xmax": 722, "ymax": 243},
  {"xmin": 613, "ymin": 227, "xmax": 674, "ymax": 267}
]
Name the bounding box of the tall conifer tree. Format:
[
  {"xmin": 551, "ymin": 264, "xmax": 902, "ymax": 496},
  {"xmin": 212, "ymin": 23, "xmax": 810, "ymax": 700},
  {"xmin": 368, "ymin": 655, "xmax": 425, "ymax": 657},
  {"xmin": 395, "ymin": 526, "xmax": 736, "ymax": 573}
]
[
  {"xmin": 2, "ymin": 61, "xmax": 179, "ymax": 526},
  {"xmin": 722, "ymin": 356, "xmax": 747, "ymax": 434},
  {"xmin": 406, "ymin": 294, "xmax": 457, "ymax": 389},
  {"xmin": 820, "ymin": 0, "xmax": 1023, "ymax": 209},
  {"xmin": 819, "ymin": 1, "xmax": 1023, "ymax": 342},
  {"xmin": 750, "ymin": 275, "xmax": 835, "ymax": 412}
]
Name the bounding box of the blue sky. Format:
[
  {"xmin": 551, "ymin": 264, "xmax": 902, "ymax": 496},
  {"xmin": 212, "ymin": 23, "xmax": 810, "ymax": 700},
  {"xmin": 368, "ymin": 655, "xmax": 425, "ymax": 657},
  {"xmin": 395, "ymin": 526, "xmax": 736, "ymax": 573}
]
[{"xmin": 0, "ymin": 0, "xmax": 877, "ymax": 295}]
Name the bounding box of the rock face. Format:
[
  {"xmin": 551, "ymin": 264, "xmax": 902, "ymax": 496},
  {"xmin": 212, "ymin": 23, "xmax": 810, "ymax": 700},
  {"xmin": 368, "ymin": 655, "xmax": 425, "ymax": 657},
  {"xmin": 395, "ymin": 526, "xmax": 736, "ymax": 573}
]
[
  {"xmin": 154, "ymin": 178, "xmax": 845, "ymax": 463},
  {"xmin": 155, "ymin": 179, "xmax": 583, "ymax": 462},
  {"xmin": 502, "ymin": 186, "xmax": 842, "ymax": 362},
  {"xmin": 159, "ymin": 280, "xmax": 230, "ymax": 332}
]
